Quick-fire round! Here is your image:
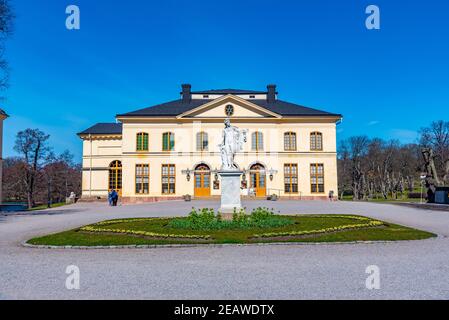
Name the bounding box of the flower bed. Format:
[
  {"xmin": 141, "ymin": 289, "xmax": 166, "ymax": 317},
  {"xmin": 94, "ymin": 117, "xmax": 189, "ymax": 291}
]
[
  {"xmin": 80, "ymin": 225, "xmax": 211, "ymax": 240},
  {"xmin": 168, "ymin": 207, "xmax": 294, "ymax": 230},
  {"xmin": 253, "ymin": 220, "xmax": 384, "ymax": 238},
  {"xmin": 26, "ymin": 214, "xmax": 436, "ymax": 247}
]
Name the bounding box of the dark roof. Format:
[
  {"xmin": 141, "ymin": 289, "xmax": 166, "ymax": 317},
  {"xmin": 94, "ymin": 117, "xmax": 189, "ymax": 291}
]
[
  {"xmin": 251, "ymin": 99, "xmax": 340, "ymax": 116},
  {"xmin": 0, "ymin": 108, "xmax": 8, "ymax": 117},
  {"xmin": 117, "ymin": 99, "xmax": 341, "ymax": 118},
  {"xmin": 78, "ymin": 123, "xmax": 122, "ymax": 135},
  {"xmin": 117, "ymin": 99, "xmax": 212, "ymax": 117},
  {"xmin": 191, "ymin": 89, "xmax": 268, "ymax": 95}
]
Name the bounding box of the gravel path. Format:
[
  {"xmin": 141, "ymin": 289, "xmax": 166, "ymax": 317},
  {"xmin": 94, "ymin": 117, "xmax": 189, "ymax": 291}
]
[{"xmin": 1, "ymin": 200, "xmax": 448, "ymax": 299}]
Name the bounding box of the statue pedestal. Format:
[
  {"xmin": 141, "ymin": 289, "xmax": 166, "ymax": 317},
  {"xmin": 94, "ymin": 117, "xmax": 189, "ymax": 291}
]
[{"xmin": 218, "ymin": 170, "xmax": 243, "ymax": 219}]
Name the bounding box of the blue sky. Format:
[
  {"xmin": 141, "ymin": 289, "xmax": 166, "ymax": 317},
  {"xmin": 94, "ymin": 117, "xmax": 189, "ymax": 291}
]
[{"xmin": 3, "ymin": 0, "xmax": 449, "ymax": 160}]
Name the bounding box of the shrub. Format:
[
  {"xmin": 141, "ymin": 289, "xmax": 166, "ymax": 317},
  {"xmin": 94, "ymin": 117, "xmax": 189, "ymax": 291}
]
[
  {"xmin": 232, "ymin": 208, "xmax": 248, "ymax": 224},
  {"xmin": 168, "ymin": 207, "xmax": 293, "ymax": 230}
]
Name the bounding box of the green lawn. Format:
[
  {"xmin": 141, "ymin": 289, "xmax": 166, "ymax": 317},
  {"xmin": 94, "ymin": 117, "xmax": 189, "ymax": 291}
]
[{"xmin": 27, "ymin": 214, "xmax": 436, "ymax": 246}]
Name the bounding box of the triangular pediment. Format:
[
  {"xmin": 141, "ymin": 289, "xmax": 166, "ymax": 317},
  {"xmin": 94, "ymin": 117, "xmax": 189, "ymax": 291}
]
[{"xmin": 176, "ymin": 95, "xmax": 282, "ymax": 119}]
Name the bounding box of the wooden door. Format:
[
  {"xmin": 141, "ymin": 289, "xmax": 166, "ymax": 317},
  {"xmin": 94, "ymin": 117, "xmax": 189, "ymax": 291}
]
[
  {"xmin": 250, "ymin": 164, "xmax": 266, "ymax": 197},
  {"xmin": 194, "ymin": 165, "xmax": 211, "ymax": 197}
]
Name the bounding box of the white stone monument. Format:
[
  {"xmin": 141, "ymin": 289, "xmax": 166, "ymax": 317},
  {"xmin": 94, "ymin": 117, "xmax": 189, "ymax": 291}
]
[{"xmin": 218, "ymin": 118, "xmax": 247, "ymax": 216}]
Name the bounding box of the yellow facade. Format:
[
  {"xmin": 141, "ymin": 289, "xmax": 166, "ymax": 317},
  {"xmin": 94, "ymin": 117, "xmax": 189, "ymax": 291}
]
[{"xmin": 79, "ymin": 86, "xmax": 342, "ymax": 202}]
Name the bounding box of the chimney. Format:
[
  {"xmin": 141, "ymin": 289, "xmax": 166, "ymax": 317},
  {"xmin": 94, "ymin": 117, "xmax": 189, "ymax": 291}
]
[
  {"xmin": 267, "ymin": 84, "xmax": 276, "ymax": 103},
  {"xmin": 181, "ymin": 84, "xmax": 192, "ymax": 103}
]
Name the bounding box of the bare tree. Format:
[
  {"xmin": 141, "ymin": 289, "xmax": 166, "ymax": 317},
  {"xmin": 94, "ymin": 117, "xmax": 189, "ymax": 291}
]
[
  {"xmin": 13, "ymin": 129, "xmax": 51, "ymax": 208},
  {"xmin": 40, "ymin": 150, "xmax": 81, "ymax": 207},
  {"xmin": 0, "ymin": 0, "xmax": 14, "ymax": 92},
  {"xmin": 3, "ymin": 151, "xmax": 82, "ymax": 206},
  {"xmin": 347, "ymin": 136, "xmax": 369, "ymax": 200},
  {"xmin": 339, "ymin": 137, "xmax": 422, "ymax": 201},
  {"xmin": 337, "ymin": 141, "xmax": 352, "ymax": 199},
  {"xmin": 2, "ymin": 157, "xmax": 26, "ymax": 201},
  {"xmin": 420, "ymin": 120, "xmax": 449, "ymax": 185}
]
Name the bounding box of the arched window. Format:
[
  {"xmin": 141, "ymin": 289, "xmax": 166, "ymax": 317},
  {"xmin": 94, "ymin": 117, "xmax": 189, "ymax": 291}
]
[
  {"xmin": 251, "ymin": 132, "xmax": 264, "ymax": 151},
  {"xmin": 136, "ymin": 132, "xmax": 149, "ymax": 151},
  {"xmin": 196, "ymin": 132, "xmax": 209, "ymax": 151},
  {"xmin": 108, "ymin": 160, "xmax": 122, "ymax": 194},
  {"xmin": 284, "ymin": 132, "xmax": 297, "ymax": 151},
  {"xmin": 162, "ymin": 132, "xmax": 175, "ymax": 151},
  {"xmin": 310, "ymin": 132, "xmax": 323, "ymax": 151}
]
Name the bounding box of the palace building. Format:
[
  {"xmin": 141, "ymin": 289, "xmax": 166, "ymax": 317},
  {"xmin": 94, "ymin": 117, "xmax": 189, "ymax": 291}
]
[{"xmin": 78, "ymin": 84, "xmax": 342, "ymax": 203}]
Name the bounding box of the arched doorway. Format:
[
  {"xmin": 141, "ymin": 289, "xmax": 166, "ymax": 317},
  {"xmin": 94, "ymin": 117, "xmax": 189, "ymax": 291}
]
[
  {"xmin": 109, "ymin": 160, "xmax": 122, "ymax": 196},
  {"xmin": 194, "ymin": 164, "xmax": 211, "ymax": 197},
  {"xmin": 250, "ymin": 163, "xmax": 266, "ymax": 197}
]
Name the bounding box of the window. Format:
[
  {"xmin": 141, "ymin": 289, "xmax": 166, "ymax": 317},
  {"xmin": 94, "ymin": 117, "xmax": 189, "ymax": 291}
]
[
  {"xmin": 203, "ymin": 95, "xmax": 209, "ymax": 98},
  {"xmin": 284, "ymin": 132, "xmax": 297, "ymax": 151},
  {"xmin": 284, "ymin": 164, "xmax": 298, "ymax": 193},
  {"xmin": 225, "ymin": 104, "xmax": 234, "ymax": 116},
  {"xmin": 310, "ymin": 132, "xmax": 323, "ymax": 151},
  {"xmin": 162, "ymin": 164, "xmax": 176, "ymax": 194},
  {"xmin": 136, "ymin": 132, "xmax": 149, "ymax": 151},
  {"xmin": 249, "ymin": 95, "xmax": 255, "ymax": 99},
  {"xmin": 251, "ymin": 132, "xmax": 264, "ymax": 151},
  {"xmin": 135, "ymin": 164, "xmax": 149, "ymax": 194},
  {"xmin": 162, "ymin": 132, "xmax": 175, "ymax": 151},
  {"xmin": 109, "ymin": 160, "xmax": 122, "ymax": 192},
  {"xmin": 310, "ymin": 163, "xmax": 324, "ymax": 193},
  {"xmin": 196, "ymin": 132, "xmax": 209, "ymax": 151}
]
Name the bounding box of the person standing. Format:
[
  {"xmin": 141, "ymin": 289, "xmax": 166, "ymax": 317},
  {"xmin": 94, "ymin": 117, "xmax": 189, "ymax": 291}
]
[
  {"xmin": 111, "ymin": 189, "xmax": 119, "ymax": 206},
  {"xmin": 108, "ymin": 190, "xmax": 113, "ymax": 206}
]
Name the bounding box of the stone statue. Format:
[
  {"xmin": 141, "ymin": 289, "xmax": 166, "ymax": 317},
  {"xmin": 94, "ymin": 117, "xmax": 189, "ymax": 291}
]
[{"xmin": 219, "ymin": 119, "xmax": 247, "ymax": 170}]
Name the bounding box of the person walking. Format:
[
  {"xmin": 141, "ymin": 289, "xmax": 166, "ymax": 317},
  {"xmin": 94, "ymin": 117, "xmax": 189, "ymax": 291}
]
[
  {"xmin": 111, "ymin": 189, "xmax": 119, "ymax": 206},
  {"xmin": 328, "ymin": 190, "xmax": 334, "ymax": 202},
  {"xmin": 108, "ymin": 190, "xmax": 113, "ymax": 206}
]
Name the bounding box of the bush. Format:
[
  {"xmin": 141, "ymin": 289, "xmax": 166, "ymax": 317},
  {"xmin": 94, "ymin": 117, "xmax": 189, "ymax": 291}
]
[
  {"xmin": 169, "ymin": 208, "xmax": 216, "ymax": 229},
  {"xmin": 167, "ymin": 207, "xmax": 293, "ymax": 230}
]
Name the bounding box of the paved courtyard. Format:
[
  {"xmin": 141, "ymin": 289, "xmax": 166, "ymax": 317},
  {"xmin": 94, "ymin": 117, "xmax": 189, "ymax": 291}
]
[{"xmin": 1, "ymin": 200, "xmax": 449, "ymax": 299}]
